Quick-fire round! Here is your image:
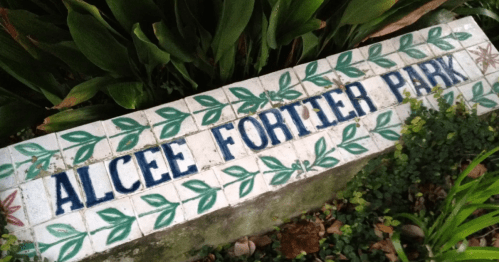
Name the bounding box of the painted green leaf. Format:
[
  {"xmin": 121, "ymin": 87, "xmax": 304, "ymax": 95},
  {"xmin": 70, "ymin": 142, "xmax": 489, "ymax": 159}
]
[
  {"xmin": 46, "ymin": 224, "xmax": 80, "ymax": 238},
  {"xmin": 238, "ymin": 102, "xmax": 260, "ymax": 114},
  {"xmin": 337, "ymin": 67, "xmax": 365, "ymax": 78},
  {"xmin": 18, "ymin": 242, "xmax": 36, "ymax": 257},
  {"xmin": 336, "ymin": 51, "xmax": 353, "ymax": 68},
  {"xmin": 305, "ymin": 61, "xmax": 318, "ymax": 77},
  {"xmin": 315, "ymin": 137, "xmax": 326, "ymax": 158},
  {"xmin": 0, "ymin": 164, "xmax": 14, "ymax": 179},
  {"xmin": 202, "ymin": 108, "xmax": 224, "ymax": 125},
  {"xmin": 428, "ymin": 27, "xmax": 442, "ymax": 41},
  {"xmin": 308, "ymin": 77, "xmax": 333, "ymax": 87},
  {"xmin": 368, "ymin": 43, "xmax": 382, "ymax": 59},
  {"xmin": 160, "ymin": 119, "xmax": 183, "ymax": 139},
  {"xmin": 475, "ymin": 97, "xmax": 498, "ymax": 108},
  {"xmin": 73, "ymin": 143, "xmax": 95, "ymax": 165},
  {"xmin": 342, "ymin": 123, "xmax": 357, "ymax": 142},
  {"xmin": 154, "ymin": 208, "xmax": 176, "ymax": 229},
  {"xmin": 261, "ymin": 156, "xmax": 287, "ymax": 169},
  {"xmin": 399, "ymin": 34, "xmax": 413, "ymax": 50},
  {"xmin": 156, "ymin": 107, "xmax": 187, "ymax": 120},
  {"xmin": 239, "ymin": 178, "xmax": 254, "ymax": 198},
  {"xmin": 431, "ymin": 40, "xmax": 454, "ymax": 51},
  {"xmin": 38, "ymin": 242, "xmax": 51, "ymax": 253},
  {"xmin": 342, "ymin": 143, "xmax": 368, "ymax": 155},
  {"xmin": 280, "ymin": 90, "xmax": 302, "ymax": 100},
  {"xmin": 371, "ymin": 58, "xmax": 396, "ymax": 68},
  {"xmin": 473, "ymin": 81, "xmax": 484, "ymax": 97},
  {"xmin": 14, "ymin": 143, "xmax": 47, "ymax": 156},
  {"xmin": 404, "ymin": 49, "xmax": 426, "ymax": 59},
  {"xmin": 279, "ymin": 72, "xmax": 291, "ymax": 89},
  {"xmin": 230, "ymin": 87, "xmax": 258, "ymax": 100},
  {"xmin": 443, "ymin": 92, "xmax": 454, "ymax": 105},
  {"xmin": 141, "ymin": 194, "xmax": 168, "ymax": 207},
  {"xmin": 270, "ymin": 170, "xmax": 294, "ymax": 185},
  {"xmin": 155, "ymin": 108, "xmax": 189, "ymax": 139},
  {"xmin": 376, "ymin": 111, "xmax": 392, "ymax": 129},
  {"xmin": 58, "ymin": 236, "xmax": 85, "ymax": 262},
  {"xmin": 453, "ymin": 32, "xmax": 472, "ymax": 41},
  {"xmin": 378, "ymin": 130, "xmax": 400, "ymax": 141},
  {"xmin": 116, "ymin": 133, "xmax": 140, "ymax": 152},
  {"xmin": 97, "ymin": 208, "xmax": 128, "ymax": 224},
  {"xmin": 316, "ymin": 157, "xmax": 339, "ymax": 168},
  {"xmin": 112, "ymin": 117, "xmax": 143, "ymax": 131},
  {"xmin": 223, "ymin": 166, "xmax": 251, "ymax": 178},
  {"xmin": 194, "ymin": 95, "xmax": 223, "ymax": 107},
  {"xmin": 493, "ymin": 83, "xmax": 499, "ymax": 94},
  {"xmin": 26, "ymin": 155, "xmax": 51, "ymax": 179},
  {"xmin": 198, "ymin": 192, "xmax": 217, "ymax": 214},
  {"xmin": 61, "ymin": 131, "xmax": 96, "ymax": 143},
  {"xmin": 183, "ymin": 180, "xmax": 212, "ymax": 193},
  {"xmin": 107, "ymin": 222, "xmax": 132, "ymax": 245}
]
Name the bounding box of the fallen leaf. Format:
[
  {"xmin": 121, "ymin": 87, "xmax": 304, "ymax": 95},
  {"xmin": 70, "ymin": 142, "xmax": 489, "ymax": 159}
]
[
  {"xmin": 302, "ymin": 106, "xmax": 310, "ymax": 120},
  {"xmin": 280, "ymin": 221, "xmax": 320, "ymax": 259},
  {"xmin": 339, "ymin": 253, "xmax": 348, "ymax": 260},
  {"xmin": 468, "ymin": 237, "xmax": 480, "ymax": 247},
  {"xmin": 463, "ymin": 163, "xmax": 487, "ymax": 179},
  {"xmin": 327, "ymin": 220, "xmax": 343, "ymax": 235},
  {"xmin": 493, "ymin": 233, "xmax": 499, "ymax": 247},
  {"xmin": 385, "ymin": 252, "xmax": 399, "ymax": 262},
  {"xmin": 376, "ymin": 223, "xmax": 394, "ymax": 234},
  {"xmin": 249, "ymin": 235, "xmax": 272, "ymax": 247}
]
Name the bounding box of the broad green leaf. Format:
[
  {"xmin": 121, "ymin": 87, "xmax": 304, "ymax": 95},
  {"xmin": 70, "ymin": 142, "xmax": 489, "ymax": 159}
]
[
  {"xmin": 239, "ymin": 178, "xmax": 254, "ymax": 198},
  {"xmin": 261, "ymin": 156, "xmax": 287, "ymax": 169},
  {"xmin": 298, "ymin": 32, "xmax": 319, "ymax": 63},
  {"xmin": 270, "ymin": 170, "xmax": 294, "ymax": 185},
  {"xmin": 255, "ymin": 9, "xmax": 269, "ymax": 73},
  {"xmin": 368, "ymin": 43, "xmax": 382, "ymax": 59},
  {"xmin": 340, "ymin": 0, "xmax": 398, "ymax": 25},
  {"xmin": 378, "ymin": 130, "xmax": 400, "ymax": 141},
  {"xmin": 154, "ymin": 208, "xmax": 176, "ymax": 229},
  {"xmin": 60, "ymin": 131, "xmax": 96, "ymax": 143},
  {"xmin": 160, "ymin": 119, "xmax": 183, "ymax": 139},
  {"xmin": 223, "ymin": 166, "xmax": 251, "ymax": 178},
  {"xmin": 435, "ymin": 247, "xmax": 499, "ymax": 261},
  {"xmin": 375, "ymin": 111, "xmax": 392, "ymax": 129},
  {"xmin": 493, "ymin": 83, "xmax": 499, "ymax": 94},
  {"xmin": 0, "ymin": 164, "xmax": 14, "ymax": 179},
  {"xmin": 117, "ymin": 134, "xmax": 140, "ymax": 152},
  {"xmin": 403, "ymin": 48, "xmax": 426, "ymax": 59},
  {"xmin": 280, "ymin": 90, "xmax": 302, "ymax": 100},
  {"xmin": 372, "ymin": 58, "xmax": 397, "ymax": 68},
  {"xmin": 106, "ymin": 0, "xmax": 162, "ymax": 33},
  {"xmin": 202, "ymin": 108, "xmax": 223, "ymax": 125},
  {"xmin": 342, "ymin": 143, "xmax": 368, "ymax": 155},
  {"xmin": 337, "ymin": 67, "xmax": 365, "ymax": 78},
  {"xmin": 308, "ymin": 76, "xmax": 333, "ymax": 87},
  {"xmin": 431, "ymin": 39, "xmax": 454, "ymax": 51},
  {"xmin": 67, "ymin": 9, "xmax": 132, "ymax": 76},
  {"xmin": 475, "ymin": 97, "xmax": 498, "ymax": 108},
  {"xmin": 428, "ymin": 27, "xmax": 442, "ymax": 41},
  {"xmin": 219, "ymin": 43, "xmax": 236, "ymax": 82},
  {"xmin": 198, "ymin": 192, "xmax": 217, "ymax": 214},
  {"xmin": 211, "ymin": 0, "xmax": 255, "ymax": 62},
  {"xmin": 183, "ymin": 180, "xmax": 212, "ymax": 193},
  {"xmin": 230, "ymin": 87, "xmax": 258, "ymax": 100},
  {"xmin": 316, "ymin": 157, "xmax": 339, "ymax": 168},
  {"xmin": 14, "ymin": 143, "xmax": 46, "ymax": 156},
  {"xmin": 54, "ymin": 76, "xmax": 114, "ymax": 109},
  {"xmin": 171, "ymin": 59, "xmax": 198, "ymax": 88},
  {"xmin": 26, "ymin": 155, "xmax": 51, "ymax": 179},
  {"xmin": 277, "ymin": 19, "xmax": 321, "ymax": 47},
  {"xmin": 73, "ymin": 144, "xmax": 94, "ymax": 165},
  {"xmin": 336, "ymin": 51, "xmax": 353, "ymax": 68},
  {"xmin": 112, "ymin": 118, "xmax": 143, "ymax": 131},
  {"xmin": 141, "ymin": 194, "xmax": 168, "ymax": 208},
  {"xmin": 132, "ymin": 23, "xmax": 170, "ymax": 69},
  {"xmin": 107, "ymin": 222, "xmax": 133, "ymax": 245},
  {"xmin": 58, "ymin": 236, "xmax": 85, "ymax": 262},
  {"xmin": 342, "ymin": 123, "xmax": 357, "ymax": 142},
  {"xmin": 443, "ymin": 91, "xmax": 454, "ymax": 105},
  {"xmin": 472, "ymin": 81, "xmax": 484, "ymax": 97},
  {"xmin": 97, "ymin": 208, "xmax": 128, "ymax": 224},
  {"xmin": 452, "ymin": 32, "xmax": 472, "ymax": 41},
  {"xmin": 391, "ymin": 232, "xmax": 409, "ymax": 262},
  {"xmin": 194, "ymin": 95, "xmax": 223, "ymax": 107},
  {"xmin": 315, "ymin": 137, "xmax": 326, "ymax": 157},
  {"xmin": 63, "ymin": 0, "xmax": 121, "ymax": 36},
  {"xmin": 279, "ymin": 72, "xmax": 291, "ymax": 90},
  {"xmin": 153, "ymin": 21, "xmax": 194, "ymax": 63},
  {"xmin": 46, "ymin": 224, "xmax": 80, "ymax": 238},
  {"xmin": 399, "ymin": 34, "xmax": 413, "ymax": 50},
  {"xmin": 107, "ymin": 81, "xmax": 144, "ymax": 110}
]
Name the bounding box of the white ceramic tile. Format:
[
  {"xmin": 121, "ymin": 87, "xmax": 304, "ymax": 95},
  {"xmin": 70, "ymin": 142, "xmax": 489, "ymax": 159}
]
[
  {"xmin": 356, "ymin": 76, "xmax": 399, "ymax": 112},
  {"xmin": 359, "ymin": 39, "xmax": 405, "ymax": 75},
  {"xmin": 130, "ymin": 183, "xmax": 185, "ymax": 235},
  {"xmin": 1, "ymin": 187, "xmax": 28, "ymax": 232},
  {"xmin": 279, "ymin": 101, "xmax": 317, "ymax": 138},
  {"xmin": 326, "ymin": 48, "xmax": 375, "ymax": 84},
  {"xmin": 453, "ymin": 49, "xmax": 484, "ymax": 81},
  {"xmin": 84, "ymin": 197, "xmax": 142, "ymax": 252},
  {"xmin": 75, "ymin": 162, "xmax": 115, "ymax": 208},
  {"xmin": 420, "ymin": 24, "xmax": 463, "ymax": 56},
  {"xmin": 185, "ymin": 130, "xmax": 223, "ymax": 171},
  {"xmin": 259, "ymin": 68, "xmax": 307, "ymax": 105},
  {"xmin": 44, "ymin": 170, "xmax": 85, "ymax": 217},
  {"xmin": 104, "ymin": 155, "xmax": 144, "ymax": 198},
  {"xmin": 0, "ymin": 147, "xmax": 16, "ymax": 191},
  {"xmin": 222, "ymin": 78, "xmax": 272, "ymax": 118},
  {"xmin": 292, "ymin": 131, "xmax": 345, "ymax": 177},
  {"xmin": 9, "ymin": 134, "xmax": 65, "ymax": 183},
  {"xmin": 467, "ymin": 42, "xmax": 499, "ymax": 75},
  {"xmin": 447, "ymin": 16, "xmax": 489, "ymax": 48},
  {"xmin": 328, "ymin": 121, "xmax": 380, "ymax": 162},
  {"xmin": 302, "ymin": 93, "xmax": 353, "ymax": 131},
  {"xmin": 185, "ymin": 89, "xmax": 236, "ymax": 130},
  {"xmin": 209, "ymin": 122, "xmax": 249, "ymax": 162},
  {"xmin": 395, "ymin": 97, "xmax": 434, "ymax": 122},
  {"xmin": 256, "ymin": 143, "xmax": 305, "ymax": 190},
  {"xmin": 212, "ymin": 156, "xmax": 268, "ymax": 206},
  {"xmin": 457, "ymin": 79, "xmax": 499, "ymax": 115},
  {"xmin": 34, "ymin": 212, "xmax": 93, "ymax": 262},
  {"xmin": 293, "ymin": 59, "xmax": 340, "ymax": 97},
  {"xmin": 391, "ymin": 31, "xmax": 435, "ymax": 65},
  {"xmin": 234, "ymin": 116, "xmax": 271, "ymax": 154},
  {"xmin": 361, "ymin": 108, "xmax": 403, "ymax": 150},
  {"xmin": 426, "ymin": 86, "xmax": 466, "ymax": 109},
  {"xmin": 13, "ymin": 229, "xmax": 37, "ymax": 259},
  {"xmin": 159, "ymin": 139, "xmax": 199, "ymax": 180},
  {"xmin": 485, "ymin": 71, "xmax": 499, "ymax": 91},
  {"xmin": 257, "ymin": 109, "xmax": 295, "ymax": 146},
  {"xmin": 173, "ymin": 170, "xmax": 228, "ymax": 220},
  {"xmin": 57, "ymin": 122, "xmax": 112, "ymax": 168},
  {"xmin": 379, "ymin": 70, "xmax": 418, "ymax": 103},
  {"xmin": 144, "ymin": 99, "xmax": 198, "ymax": 143},
  {"xmin": 103, "ymin": 111, "xmax": 156, "ymax": 156},
  {"xmin": 20, "ymin": 179, "xmax": 52, "ymax": 226}
]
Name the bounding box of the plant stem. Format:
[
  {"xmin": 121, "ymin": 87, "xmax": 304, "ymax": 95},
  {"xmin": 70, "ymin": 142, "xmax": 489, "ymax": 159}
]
[
  {"xmin": 153, "ymin": 118, "xmax": 183, "ymax": 127},
  {"xmin": 193, "ymin": 104, "xmax": 228, "ymax": 114},
  {"xmin": 109, "ymin": 127, "xmax": 149, "ymax": 139},
  {"xmin": 63, "ymin": 136, "xmax": 105, "ymax": 151},
  {"xmin": 139, "ymin": 206, "xmax": 176, "ymax": 218},
  {"xmin": 181, "ymin": 188, "xmax": 221, "ymax": 204},
  {"xmin": 42, "ymin": 232, "xmax": 86, "ymax": 250},
  {"xmin": 302, "ymin": 70, "xmax": 334, "ymax": 82},
  {"xmin": 339, "ymin": 135, "xmax": 370, "ymax": 147},
  {"xmin": 223, "ymin": 172, "xmax": 258, "ymax": 187},
  {"xmin": 373, "ymin": 124, "xmax": 402, "ymax": 132}
]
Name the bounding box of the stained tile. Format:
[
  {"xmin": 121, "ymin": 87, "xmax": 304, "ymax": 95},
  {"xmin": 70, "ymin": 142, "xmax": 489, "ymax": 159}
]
[
  {"xmin": 1, "ymin": 187, "xmax": 28, "ymax": 232},
  {"xmin": 447, "ymin": 16, "xmax": 489, "ymax": 48},
  {"xmin": 185, "ymin": 89, "xmax": 236, "ymax": 130},
  {"xmin": 103, "ymin": 111, "xmax": 156, "ymax": 156},
  {"xmin": 361, "ymin": 108, "xmax": 403, "ymax": 150},
  {"xmin": 0, "ymin": 147, "xmax": 16, "ymax": 191},
  {"xmin": 391, "ymin": 31, "xmax": 435, "ymax": 65},
  {"xmin": 134, "ymin": 146, "xmax": 174, "ymax": 188},
  {"xmin": 293, "ymin": 59, "xmax": 340, "ymax": 97},
  {"xmin": 453, "ymin": 49, "xmax": 484, "ymax": 81},
  {"xmin": 420, "ymin": 24, "xmax": 463, "ymax": 56},
  {"xmin": 279, "ymin": 101, "xmax": 317, "ymax": 138},
  {"xmin": 302, "ymin": 90, "xmax": 356, "ymax": 131},
  {"xmin": 379, "ymin": 70, "xmax": 418, "ymax": 104},
  {"xmin": 44, "ymin": 170, "xmax": 85, "ymax": 217},
  {"xmin": 104, "ymin": 155, "xmax": 144, "ymax": 198},
  {"xmin": 328, "ymin": 121, "xmax": 379, "ymax": 162},
  {"xmin": 485, "ymin": 71, "xmax": 499, "ymax": 90},
  {"xmin": 259, "ymin": 69, "xmax": 307, "ymax": 105},
  {"xmin": 173, "ymin": 170, "xmax": 229, "ymax": 220},
  {"xmin": 222, "ymin": 78, "xmax": 272, "ymax": 118},
  {"xmin": 185, "ymin": 130, "xmax": 224, "ymax": 171},
  {"xmin": 159, "ymin": 139, "xmax": 198, "ymax": 180},
  {"xmin": 10, "ymin": 134, "xmax": 65, "ymax": 183},
  {"xmin": 395, "ymin": 97, "xmax": 434, "ymax": 122},
  {"xmin": 13, "ymin": 229, "xmax": 37, "ymax": 258},
  {"xmin": 234, "ymin": 115, "xmax": 271, "ymax": 153},
  {"xmin": 292, "ymin": 131, "xmax": 344, "ymax": 177},
  {"xmin": 210, "ymin": 122, "xmax": 249, "ymax": 162},
  {"xmin": 426, "ymin": 86, "xmax": 466, "ymax": 109},
  {"xmin": 359, "ymin": 39, "xmax": 405, "ymax": 75},
  {"xmin": 256, "ymin": 143, "xmax": 305, "ymax": 190},
  {"xmin": 57, "ymin": 122, "xmax": 112, "ymax": 168},
  {"xmin": 34, "ymin": 212, "xmax": 93, "ymax": 262},
  {"xmin": 21, "ymin": 179, "xmax": 52, "ymax": 226},
  {"xmin": 84, "ymin": 197, "xmax": 141, "ymax": 252},
  {"xmin": 326, "ymin": 49, "xmax": 374, "ymax": 84},
  {"xmin": 355, "ymin": 76, "xmax": 398, "ymax": 113},
  {"xmin": 467, "ymin": 42, "xmax": 499, "ymax": 75},
  {"xmin": 75, "ymin": 162, "xmax": 115, "ymax": 209},
  {"xmin": 130, "ymin": 183, "xmax": 185, "ymax": 236},
  {"xmin": 144, "ymin": 99, "xmax": 198, "ymax": 143},
  {"xmin": 457, "ymin": 79, "xmax": 499, "ymax": 115}
]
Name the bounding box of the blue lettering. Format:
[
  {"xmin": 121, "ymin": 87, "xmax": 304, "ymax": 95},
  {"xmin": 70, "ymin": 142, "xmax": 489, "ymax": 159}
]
[
  {"xmin": 322, "ymin": 89, "xmax": 356, "ymax": 122},
  {"xmin": 161, "ymin": 139, "xmax": 198, "ymax": 179},
  {"xmin": 77, "ymin": 166, "xmax": 114, "ymax": 208},
  {"xmin": 135, "ymin": 147, "xmax": 171, "ymax": 187},
  {"xmin": 238, "ymin": 117, "xmax": 269, "ymax": 150},
  {"xmin": 52, "ymin": 172, "xmax": 84, "ymax": 215},
  {"xmin": 211, "ymin": 123, "xmax": 236, "ymax": 161},
  {"xmin": 345, "ymin": 82, "xmax": 377, "ymax": 116},
  {"xmin": 108, "ymin": 155, "xmax": 141, "ymax": 194},
  {"xmin": 259, "ymin": 109, "xmax": 293, "ymax": 146}
]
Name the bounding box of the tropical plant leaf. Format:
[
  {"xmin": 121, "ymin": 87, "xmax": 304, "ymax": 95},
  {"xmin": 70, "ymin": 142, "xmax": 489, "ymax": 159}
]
[
  {"xmin": 261, "ymin": 156, "xmax": 287, "ymax": 169},
  {"xmin": 58, "ymin": 236, "xmax": 85, "ymax": 262},
  {"xmin": 107, "ymin": 223, "xmax": 132, "ymax": 245},
  {"xmin": 97, "ymin": 208, "xmax": 128, "ymax": 224},
  {"xmin": 105, "ymin": 0, "xmax": 162, "ymax": 32},
  {"xmin": 154, "ymin": 208, "xmax": 176, "ymax": 229},
  {"xmin": 0, "ymin": 164, "xmax": 14, "ymax": 179},
  {"xmin": 315, "ymin": 137, "xmax": 327, "ymax": 157},
  {"xmin": 183, "ymin": 180, "xmax": 212, "ymax": 193},
  {"xmin": 61, "ymin": 131, "xmax": 96, "ymax": 143},
  {"xmin": 270, "ymin": 170, "xmax": 294, "ymax": 185},
  {"xmin": 375, "ymin": 111, "xmax": 392, "ymax": 129},
  {"xmin": 132, "ymin": 23, "xmax": 170, "ymax": 69},
  {"xmin": 197, "ymin": 192, "xmax": 217, "ymax": 214},
  {"xmin": 141, "ymin": 194, "xmax": 168, "ymax": 208},
  {"xmin": 342, "ymin": 123, "xmax": 357, "ymax": 142},
  {"xmin": 14, "ymin": 143, "xmax": 46, "ymax": 156},
  {"xmin": 107, "ymin": 81, "xmax": 144, "ymax": 110},
  {"xmin": 46, "ymin": 224, "xmax": 80, "ymax": 238},
  {"xmin": 378, "ymin": 130, "xmax": 400, "ymax": 141},
  {"xmin": 54, "ymin": 76, "xmax": 114, "ymax": 109},
  {"xmin": 340, "ymin": 0, "xmax": 398, "ymax": 25},
  {"xmin": 239, "ymin": 178, "xmax": 254, "ymax": 198},
  {"xmin": 116, "ymin": 133, "xmax": 140, "ymax": 152},
  {"xmin": 342, "ymin": 143, "xmax": 368, "ymax": 155}
]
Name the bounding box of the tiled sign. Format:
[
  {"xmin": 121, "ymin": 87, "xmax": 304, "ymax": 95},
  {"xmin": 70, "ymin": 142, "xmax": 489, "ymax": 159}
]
[{"xmin": 1, "ymin": 17, "xmax": 499, "ymax": 262}]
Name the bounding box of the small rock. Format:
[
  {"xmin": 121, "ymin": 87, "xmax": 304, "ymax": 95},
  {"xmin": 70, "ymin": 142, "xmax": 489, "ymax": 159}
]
[
  {"xmin": 249, "ymin": 235, "xmax": 272, "ymax": 247},
  {"xmin": 400, "ymin": 224, "xmax": 425, "ymax": 239},
  {"xmin": 468, "ymin": 237, "xmax": 480, "ymax": 247},
  {"xmin": 463, "ymin": 163, "xmax": 487, "ymax": 178},
  {"xmin": 234, "ymin": 236, "xmax": 256, "ymax": 257},
  {"xmin": 327, "ymin": 220, "xmax": 343, "ymax": 235},
  {"xmin": 133, "ymin": 248, "xmax": 139, "ymax": 255}
]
